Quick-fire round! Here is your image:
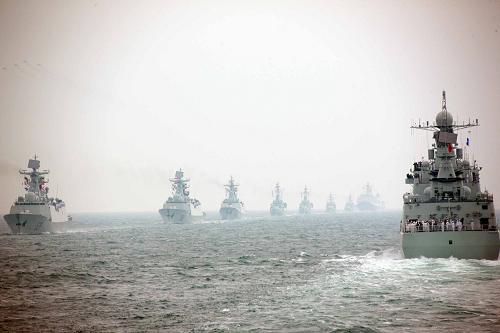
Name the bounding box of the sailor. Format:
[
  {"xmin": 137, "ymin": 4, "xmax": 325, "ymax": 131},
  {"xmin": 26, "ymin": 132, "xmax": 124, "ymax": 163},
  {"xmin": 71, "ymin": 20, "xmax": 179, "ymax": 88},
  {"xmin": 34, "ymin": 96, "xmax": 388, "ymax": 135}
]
[{"xmin": 423, "ymin": 221, "xmax": 429, "ymax": 232}]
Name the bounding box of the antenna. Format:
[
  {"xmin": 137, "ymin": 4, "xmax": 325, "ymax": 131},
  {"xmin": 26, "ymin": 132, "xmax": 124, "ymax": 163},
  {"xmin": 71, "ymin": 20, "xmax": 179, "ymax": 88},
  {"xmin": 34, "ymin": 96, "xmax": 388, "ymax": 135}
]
[{"xmin": 442, "ymin": 90, "xmax": 447, "ymax": 112}]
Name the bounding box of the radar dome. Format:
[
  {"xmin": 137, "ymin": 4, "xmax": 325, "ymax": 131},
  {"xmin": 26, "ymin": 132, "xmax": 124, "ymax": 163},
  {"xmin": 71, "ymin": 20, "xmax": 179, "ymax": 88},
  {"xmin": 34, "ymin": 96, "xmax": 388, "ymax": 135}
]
[
  {"xmin": 423, "ymin": 186, "xmax": 432, "ymax": 199},
  {"xmin": 461, "ymin": 186, "xmax": 472, "ymax": 199},
  {"xmin": 25, "ymin": 192, "xmax": 38, "ymax": 202},
  {"xmin": 436, "ymin": 110, "xmax": 453, "ymax": 127}
]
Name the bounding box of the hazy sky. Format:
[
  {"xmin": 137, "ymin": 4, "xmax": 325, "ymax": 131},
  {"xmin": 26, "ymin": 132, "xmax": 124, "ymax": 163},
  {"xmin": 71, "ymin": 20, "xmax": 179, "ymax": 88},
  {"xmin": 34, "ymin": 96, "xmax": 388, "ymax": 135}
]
[{"xmin": 1, "ymin": 0, "xmax": 499, "ymax": 213}]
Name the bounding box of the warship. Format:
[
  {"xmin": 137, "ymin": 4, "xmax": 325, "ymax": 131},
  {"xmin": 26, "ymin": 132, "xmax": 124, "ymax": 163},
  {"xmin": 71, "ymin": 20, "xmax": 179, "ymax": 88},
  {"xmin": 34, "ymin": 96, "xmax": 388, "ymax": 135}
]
[
  {"xmin": 356, "ymin": 183, "xmax": 385, "ymax": 211},
  {"xmin": 344, "ymin": 195, "xmax": 355, "ymax": 212},
  {"xmin": 401, "ymin": 91, "xmax": 499, "ymax": 259},
  {"xmin": 219, "ymin": 176, "xmax": 244, "ymax": 220},
  {"xmin": 3, "ymin": 156, "xmax": 70, "ymax": 234},
  {"xmin": 270, "ymin": 182, "xmax": 287, "ymax": 216},
  {"xmin": 298, "ymin": 186, "xmax": 313, "ymax": 214},
  {"xmin": 159, "ymin": 169, "xmax": 205, "ymax": 223},
  {"xmin": 326, "ymin": 193, "xmax": 336, "ymax": 213}
]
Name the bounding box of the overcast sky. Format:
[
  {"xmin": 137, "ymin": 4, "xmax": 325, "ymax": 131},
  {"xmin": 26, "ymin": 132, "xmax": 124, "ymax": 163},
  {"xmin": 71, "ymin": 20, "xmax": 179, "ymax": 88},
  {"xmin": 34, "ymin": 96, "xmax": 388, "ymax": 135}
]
[{"xmin": 1, "ymin": 0, "xmax": 499, "ymax": 213}]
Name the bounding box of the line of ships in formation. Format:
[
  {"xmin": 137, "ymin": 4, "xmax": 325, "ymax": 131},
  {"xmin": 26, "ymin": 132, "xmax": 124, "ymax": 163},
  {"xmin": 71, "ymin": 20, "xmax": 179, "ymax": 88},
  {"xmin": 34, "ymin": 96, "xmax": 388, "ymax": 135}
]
[
  {"xmin": 159, "ymin": 172, "xmax": 383, "ymax": 223},
  {"xmin": 2, "ymin": 91, "xmax": 499, "ymax": 260}
]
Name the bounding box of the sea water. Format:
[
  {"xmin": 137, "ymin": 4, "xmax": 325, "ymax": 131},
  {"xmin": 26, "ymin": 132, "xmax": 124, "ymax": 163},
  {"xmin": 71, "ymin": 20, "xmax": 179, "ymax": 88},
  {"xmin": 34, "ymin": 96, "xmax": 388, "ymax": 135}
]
[{"xmin": 0, "ymin": 211, "xmax": 499, "ymax": 332}]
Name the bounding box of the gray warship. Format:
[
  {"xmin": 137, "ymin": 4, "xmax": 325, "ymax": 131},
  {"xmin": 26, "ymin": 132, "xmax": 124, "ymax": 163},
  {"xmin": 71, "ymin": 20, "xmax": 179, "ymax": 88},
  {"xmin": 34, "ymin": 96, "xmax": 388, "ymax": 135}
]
[
  {"xmin": 298, "ymin": 186, "xmax": 313, "ymax": 214},
  {"xmin": 159, "ymin": 169, "xmax": 205, "ymax": 223},
  {"xmin": 401, "ymin": 91, "xmax": 499, "ymax": 259},
  {"xmin": 219, "ymin": 176, "xmax": 244, "ymax": 220},
  {"xmin": 326, "ymin": 193, "xmax": 336, "ymax": 213},
  {"xmin": 3, "ymin": 156, "xmax": 70, "ymax": 234},
  {"xmin": 270, "ymin": 182, "xmax": 287, "ymax": 216},
  {"xmin": 344, "ymin": 195, "xmax": 355, "ymax": 212},
  {"xmin": 356, "ymin": 183, "xmax": 385, "ymax": 211}
]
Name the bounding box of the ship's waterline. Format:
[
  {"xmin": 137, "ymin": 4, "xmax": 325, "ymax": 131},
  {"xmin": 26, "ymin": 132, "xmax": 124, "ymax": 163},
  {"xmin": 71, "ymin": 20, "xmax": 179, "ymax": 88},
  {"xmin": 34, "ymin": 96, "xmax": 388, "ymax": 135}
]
[{"xmin": 159, "ymin": 208, "xmax": 204, "ymax": 224}]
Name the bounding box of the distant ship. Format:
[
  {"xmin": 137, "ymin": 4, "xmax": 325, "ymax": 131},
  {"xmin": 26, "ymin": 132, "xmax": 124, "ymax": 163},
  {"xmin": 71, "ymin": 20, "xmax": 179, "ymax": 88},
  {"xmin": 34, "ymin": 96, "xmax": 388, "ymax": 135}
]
[
  {"xmin": 298, "ymin": 186, "xmax": 313, "ymax": 214},
  {"xmin": 159, "ymin": 169, "xmax": 205, "ymax": 223},
  {"xmin": 219, "ymin": 176, "xmax": 244, "ymax": 220},
  {"xmin": 326, "ymin": 193, "xmax": 336, "ymax": 213},
  {"xmin": 344, "ymin": 195, "xmax": 355, "ymax": 212},
  {"xmin": 401, "ymin": 91, "xmax": 499, "ymax": 259},
  {"xmin": 3, "ymin": 156, "xmax": 70, "ymax": 234},
  {"xmin": 356, "ymin": 183, "xmax": 385, "ymax": 211},
  {"xmin": 270, "ymin": 182, "xmax": 287, "ymax": 216}
]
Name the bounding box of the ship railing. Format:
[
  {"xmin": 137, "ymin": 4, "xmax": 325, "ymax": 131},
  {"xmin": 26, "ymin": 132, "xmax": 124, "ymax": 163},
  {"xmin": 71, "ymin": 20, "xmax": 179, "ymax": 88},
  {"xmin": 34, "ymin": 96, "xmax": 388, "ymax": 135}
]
[
  {"xmin": 401, "ymin": 221, "xmax": 497, "ymax": 233},
  {"xmin": 14, "ymin": 202, "xmax": 46, "ymax": 206},
  {"xmin": 404, "ymin": 197, "xmax": 494, "ymax": 204}
]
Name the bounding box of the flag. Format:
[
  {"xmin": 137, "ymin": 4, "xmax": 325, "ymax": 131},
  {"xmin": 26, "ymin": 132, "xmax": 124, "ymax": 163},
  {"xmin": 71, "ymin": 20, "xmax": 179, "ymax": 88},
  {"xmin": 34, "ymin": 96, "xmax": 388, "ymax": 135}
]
[
  {"xmin": 466, "ymin": 137, "xmax": 470, "ymax": 146},
  {"xmin": 448, "ymin": 143, "xmax": 453, "ymax": 153}
]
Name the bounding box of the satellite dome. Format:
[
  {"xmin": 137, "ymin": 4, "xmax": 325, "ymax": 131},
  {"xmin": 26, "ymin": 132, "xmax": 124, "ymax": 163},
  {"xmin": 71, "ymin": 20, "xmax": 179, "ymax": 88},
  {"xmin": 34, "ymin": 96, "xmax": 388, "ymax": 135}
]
[
  {"xmin": 461, "ymin": 185, "xmax": 472, "ymax": 199},
  {"xmin": 436, "ymin": 110, "xmax": 453, "ymax": 127},
  {"xmin": 25, "ymin": 192, "xmax": 38, "ymax": 202}
]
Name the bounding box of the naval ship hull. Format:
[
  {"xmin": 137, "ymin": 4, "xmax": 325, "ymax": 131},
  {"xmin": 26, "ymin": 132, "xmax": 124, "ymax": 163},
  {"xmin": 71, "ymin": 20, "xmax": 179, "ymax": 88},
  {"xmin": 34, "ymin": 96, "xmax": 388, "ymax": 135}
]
[
  {"xmin": 270, "ymin": 206, "xmax": 285, "ymax": 216},
  {"xmin": 299, "ymin": 207, "xmax": 312, "ymax": 215},
  {"xmin": 3, "ymin": 213, "xmax": 66, "ymax": 234},
  {"xmin": 402, "ymin": 231, "xmax": 500, "ymax": 260},
  {"xmin": 357, "ymin": 202, "xmax": 383, "ymax": 211},
  {"xmin": 326, "ymin": 206, "xmax": 336, "ymax": 213},
  {"xmin": 159, "ymin": 208, "xmax": 204, "ymax": 224},
  {"xmin": 219, "ymin": 207, "xmax": 242, "ymax": 220}
]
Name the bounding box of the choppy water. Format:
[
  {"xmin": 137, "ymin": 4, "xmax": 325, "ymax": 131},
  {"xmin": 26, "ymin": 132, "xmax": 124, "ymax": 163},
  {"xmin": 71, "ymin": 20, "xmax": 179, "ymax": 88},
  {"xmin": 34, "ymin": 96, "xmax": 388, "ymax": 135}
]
[{"xmin": 1, "ymin": 211, "xmax": 499, "ymax": 332}]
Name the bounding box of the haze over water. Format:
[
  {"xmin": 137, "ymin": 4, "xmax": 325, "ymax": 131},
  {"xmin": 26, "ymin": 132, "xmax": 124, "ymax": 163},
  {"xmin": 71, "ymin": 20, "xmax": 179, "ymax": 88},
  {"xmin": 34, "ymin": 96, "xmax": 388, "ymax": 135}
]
[{"xmin": 1, "ymin": 212, "xmax": 499, "ymax": 332}]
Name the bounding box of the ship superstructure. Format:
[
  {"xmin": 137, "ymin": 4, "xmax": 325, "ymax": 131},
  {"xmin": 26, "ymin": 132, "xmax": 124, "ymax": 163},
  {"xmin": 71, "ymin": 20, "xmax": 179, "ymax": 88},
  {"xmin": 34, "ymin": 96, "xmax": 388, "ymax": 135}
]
[
  {"xmin": 401, "ymin": 91, "xmax": 499, "ymax": 259},
  {"xmin": 356, "ymin": 183, "xmax": 385, "ymax": 211},
  {"xmin": 298, "ymin": 186, "xmax": 313, "ymax": 214},
  {"xmin": 3, "ymin": 156, "xmax": 69, "ymax": 234},
  {"xmin": 219, "ymin": 176, "xmax": 244, "ymax": 220},
  {"xmin": 159, "ymin": 169, "xmax": 204, "ymax": 223},
  {"xmin": 270, "ymin": 182, "xmax": 287, "ymax": 216},
  {"xmin": 326, "ymin": 193, "xmax": 336, "ymax": 213}
]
